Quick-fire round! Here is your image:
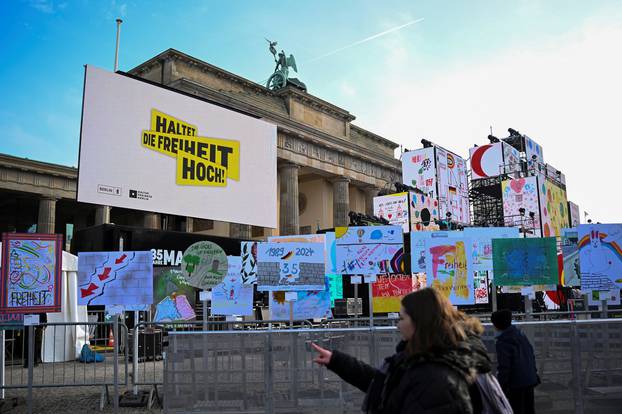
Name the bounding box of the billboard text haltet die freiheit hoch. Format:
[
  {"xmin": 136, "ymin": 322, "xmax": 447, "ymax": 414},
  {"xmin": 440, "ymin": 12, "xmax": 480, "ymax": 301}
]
[{"xmin": 141, "ymin": 109, "xmax": 240, "ymax": 187}]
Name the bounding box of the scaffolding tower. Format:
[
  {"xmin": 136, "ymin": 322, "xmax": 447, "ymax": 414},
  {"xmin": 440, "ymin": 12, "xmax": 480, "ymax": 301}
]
[{"xmin": 469, "ymin": 175, "xmax": 505, "ymax": 227}]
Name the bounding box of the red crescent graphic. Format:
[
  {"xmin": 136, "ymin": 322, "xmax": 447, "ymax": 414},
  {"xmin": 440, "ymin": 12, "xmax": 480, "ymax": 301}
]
[{"xmin": 471, "ymin": 145, "xmax": 491, "ymax": 178}]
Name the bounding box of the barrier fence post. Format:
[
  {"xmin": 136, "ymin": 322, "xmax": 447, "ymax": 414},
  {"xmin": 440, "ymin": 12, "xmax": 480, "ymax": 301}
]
[
  {"xmin": 601, "ymin": 300, "xmax": 608, "ymax": 319},
  {"xmin": 524, "ymin": 294, "xmax": 533, "ymax": 321},
  {"xmin": 240, "ymin": 333, "xmax": 248, "ymax": 410},
  {"xmin": 27, "ymin": 325, "xmax": 34, "ymax": 414},
  {"xmin": 264, "ymin": 329, "xmax": 274, "ymax": 414},
  {"xmin": 123, "ymin": 325, "xmax": 129, "ymax": 386},
  {"xmin": 291, "ymin": 331, "xmax": 298, "ymax": 408},
  {"xmin": 570, "ymin": 322, "xmax": 584, "ymax": 414},
  {"xmin": 132, "ymin": 324, "xmax": 139, "ymax": 395},
  {"xmin": 367, "ymin": 284, "xmax": 377, "ymax": 367},
  {"xmin": 491, "ymin": 279, "xmax": 498, "ymax": 312},
  {"xmin": 1, "ymin": 330, "xmax": 5, "ymax": 400},
  {"xmin": 113, "ymin": 318, "xmax": 119, "ymax": 412}
]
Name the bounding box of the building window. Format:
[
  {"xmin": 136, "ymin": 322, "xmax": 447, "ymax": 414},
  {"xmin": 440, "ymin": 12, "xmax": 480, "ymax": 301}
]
[
  {"xmin": 252, "ymin": 226, "xmax": 264, "ymax": 237},
  {"xmin": 194, "ymin": 219, "xmax": 214, "ymax": 231}
]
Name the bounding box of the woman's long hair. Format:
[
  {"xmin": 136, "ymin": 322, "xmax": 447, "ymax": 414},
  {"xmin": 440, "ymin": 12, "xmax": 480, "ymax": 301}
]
[{"xmin": 401, "ymin": 288, "xmax": 483, "ymax": 356}]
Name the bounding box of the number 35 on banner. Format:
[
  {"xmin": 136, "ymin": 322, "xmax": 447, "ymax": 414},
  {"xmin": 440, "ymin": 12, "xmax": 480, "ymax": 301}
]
[{"xmin": 280, "ymin": 262, "xmax": 300, "ymax": 277}]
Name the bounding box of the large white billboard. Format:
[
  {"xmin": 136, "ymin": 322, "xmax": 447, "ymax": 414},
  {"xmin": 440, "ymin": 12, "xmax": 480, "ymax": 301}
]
[{"xmin": 78, "ymin": 65, "xmax": 277, "ymax": 228}]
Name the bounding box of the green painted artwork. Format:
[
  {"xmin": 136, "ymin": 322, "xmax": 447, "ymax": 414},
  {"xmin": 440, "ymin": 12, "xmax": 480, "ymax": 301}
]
[
  {"xmin": 181, "ymin": 241, "xmax": 228, "ymax": 290},
  {"xmin": 492, "ymin": 237, "xmax": 558, "ymax": 286}
]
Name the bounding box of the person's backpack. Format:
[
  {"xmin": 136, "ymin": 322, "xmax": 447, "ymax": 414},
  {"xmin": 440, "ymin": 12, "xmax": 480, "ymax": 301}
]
[{"xmin": 475, "ymin": 372, "xmax": 513, "ymax": 414}]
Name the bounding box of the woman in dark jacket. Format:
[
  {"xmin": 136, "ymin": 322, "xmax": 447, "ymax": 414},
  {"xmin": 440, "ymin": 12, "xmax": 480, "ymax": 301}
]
[{"xmin": 312, "ymin": 288, "xmax": 492, "ymax": 413}]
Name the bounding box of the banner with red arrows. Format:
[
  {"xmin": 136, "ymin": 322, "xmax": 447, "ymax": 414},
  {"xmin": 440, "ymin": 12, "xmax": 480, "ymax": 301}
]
[{"xmin": 77, "ymin": 251, "xmax": 153, "ymax": 306}]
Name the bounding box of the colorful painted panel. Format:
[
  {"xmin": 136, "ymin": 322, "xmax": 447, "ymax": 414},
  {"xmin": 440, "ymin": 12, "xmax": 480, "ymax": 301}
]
[
  {"xmin": 502, "ymin": 142, "xmax": 521, "ymax": 176},
  {"xmin": 568, "ymin": 201, "xmax": 581, "ymax": 228},
  {"xmin": 474, "ymin": 272, "xmax": 489, "ymax": 304},
  {"xmin": 401, "ymin": 148, "xmax": 437, "ymax": 198},
  {"xmin": 240, "ymin": 241, "xmax": 258, "ymax": 285},
  {"xmin": 409, "ymin": 192, "xmax": 440, "ymax": 231},
  {"xmin": 463, "ymin": 227, "xmax": 520, "ymax": 272},
  {"xmin": 436, "ymin": 146, "xmax": 449, "ymax": 220},
  {"xmin": 335, "ymin": 226, "xmax": 403, "ymax": 275},
  {"xmin": 371, "ymin": 274, "xmax": 415, "ymax": 313},
  {"xmin": 0, "ymin": 313, "xmax": 24, "ymax": 330},
  {"xmin": 181, "ymin": 241, "xmax": 228, "ymax": 290},
  {"xmin": 469, "ymin": 143, "xmax": 504, "ymax": 179},
  {"xmin": 561, "ymin": 228, "xmax": 580, "ymax": 287},
  {"xmin": 410, "ymin": 231, "xmax": 463, "ymax": 273},
  {"xmin": 256, "ymin": 242, "xmax": 325, "ymax": 291},
  {"xmin": 268, "ymin": 278, "xmax": 332, "ymax": 320},
  {"xmin": 588, "ymin": 290, "xmax": 621, "ymax": 307},
  {"xmin": 492, "ymin": 238, "xmax": 558, "ymax": 286},
  {"xmin": 153, "ymin": 267, "xmax": 196, "ymax": 322},
  {"xmin": 578, "ymin": 224, "xmax": 622, "ymax": 291},
  {"xmin": 269, "ymin": 233, "xmax": 334, "ymax": 274},
  {"xmin": 154, "ymin": 295, "xmax": 195, "ymax": 322},
  {"xmin": 539, "ymin": 180, "xmax": 568, "ymax": 238},
  {"xmin": 437, "ymin": 148, "xmax": 470, "ymax": 224},
  {"xmin": 212, "ymin": 256, "xmax": 254, "ymax": 316},
  {"xmin": 1, "ymin": 233, "xmax": 63, "ymax": 313},
  {"xmin": 524, "ymin": 135, "xmax": 544, "ymax": 164},
  {"xmin": 325, "ymin": 232, "xmax": 337, "ymax": 274},
  {"xmin": 328, "ymin": 274, "xmax": 343, "ymax": 307},
  {"xmin": 78, "ymin": 251, "xmax": 153, "ymax": 306},
  {"xmin": 373, "ymin": 192, "xmax": 410, "ymax": 233},
  {"xmin": 501, "ymin": 176, "xmax": 541, "ymax": 234},
  {"xmin": 425, "ymin": 237, "xmax": 475, "ymax": 305}
]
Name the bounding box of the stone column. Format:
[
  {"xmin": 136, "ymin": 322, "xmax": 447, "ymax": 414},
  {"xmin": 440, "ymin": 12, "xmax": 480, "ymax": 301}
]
[
  {"xmin": 185, "ymin": 217, "xmax": 194, "ymax": 233},
  {"xmin": 37, "ymin": 197, "xmax": 57, "ymax": 234},
  {"xmin": 364, "ymin": 187, "xmax": 379, "ymax": 216},
  {"xmin": 279, "ymin": 163, "xmax": 300, "ymax": 236},
  {"xmin": 332, "ymin": 177, "xmax": 350, "ymax": 227},
  {"xmin": 230, "ymin": 223, "xmax": 252, "ymax": 240},
  {"xmin": 143, "ymin": 212, "xmax": 161, "ymax": 229},
  {"xmin": 94, "ymin": 205, "xmax": 111, "ymax": 225}
]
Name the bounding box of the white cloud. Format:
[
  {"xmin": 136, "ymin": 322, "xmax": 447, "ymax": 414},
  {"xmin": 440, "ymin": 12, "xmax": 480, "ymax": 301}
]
[
  {"xmin": 29, "ymin": 0, "xmax": 55, "ymax": 13},
  {"xmin": 28, "ymin": 0, "xmax": 68, "ymax": 13},
  {"xmin": 361, "ymin": 17, "xmax": 622, "ymax": 223},
  {"xmin": 339, "ymin": 81, "xmax": 357, "ymax": 97}
]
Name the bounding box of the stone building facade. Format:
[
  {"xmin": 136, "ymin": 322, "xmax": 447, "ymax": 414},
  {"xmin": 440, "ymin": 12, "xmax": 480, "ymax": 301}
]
[{"xmin": 0, "ymin": 48, "xmax": 401, "ymax": 239}]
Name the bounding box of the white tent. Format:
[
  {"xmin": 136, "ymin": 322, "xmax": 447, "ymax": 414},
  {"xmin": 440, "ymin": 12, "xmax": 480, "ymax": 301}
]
[{"xmin": 42, "ymin": 251, "xmax": 89, "ymax": 362}]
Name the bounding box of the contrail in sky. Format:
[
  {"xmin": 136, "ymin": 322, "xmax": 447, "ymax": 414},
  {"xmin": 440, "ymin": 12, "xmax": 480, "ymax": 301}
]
[{"xmin": 306, "ymin": 17, "xmax": 424, "ymax": 63}]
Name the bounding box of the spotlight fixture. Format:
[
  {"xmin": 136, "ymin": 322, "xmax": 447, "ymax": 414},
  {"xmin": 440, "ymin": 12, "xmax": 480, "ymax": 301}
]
[
  {"xmin": 508, "ymin": 128, "xmax": 520, "ymax": 136},
  {"xmin": 488, "ymin": 134, "xmax": 500, "ymax": 143},
  {"xmin": 529, "ymin": 211, "xmax": 536, "ymax": 219},
  {"xmin": 421, "ymin": 139, "xmax": 434, "ymax": 148},
  {"xmin": 519, "ymin": 207, "xmax": 525, "ymax": 216}
]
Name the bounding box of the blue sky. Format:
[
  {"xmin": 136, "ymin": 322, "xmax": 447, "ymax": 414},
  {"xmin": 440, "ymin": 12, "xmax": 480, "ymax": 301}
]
[{"xmin": 1, "ymin": 0, "xmax": 621, "ymax": 222}]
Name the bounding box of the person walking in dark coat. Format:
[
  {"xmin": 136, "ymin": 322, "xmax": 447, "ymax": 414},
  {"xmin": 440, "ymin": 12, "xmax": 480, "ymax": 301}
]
[
  {"xmin": 312, "ymin": 288, "xmax": 492, "ymax": 413},
  {"xmin": 491, "ymin": 309, "xmax": 538, "ymax": 414}
]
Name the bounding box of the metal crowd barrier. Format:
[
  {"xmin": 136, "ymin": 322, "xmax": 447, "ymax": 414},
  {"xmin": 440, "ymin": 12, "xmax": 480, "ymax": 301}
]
[
  {"xmin": 0, "ymin": 320, "xmax": 128, "ymax": 414},
  {"xmin": 130, "ymin": 319, "xmax": 315, "ymax": 406},
  {"xmin": 3, "ymin": 316, "xmax": 622, "ymax": 413},
  {"xmin": 163, "ymin": 319, "xmax": 622, "ymax": 414}
]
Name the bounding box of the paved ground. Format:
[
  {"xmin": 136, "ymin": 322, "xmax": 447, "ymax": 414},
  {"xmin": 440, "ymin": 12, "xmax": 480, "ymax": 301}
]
[
  {"xmin": 2, "ymin": 322, "xmax": 622, "ymax": 413},
  {"xmin": 1, "ymin": 387, "xmax": 158, "ymax": 413},
  {"xmin": 2, "ymin": 356, "xmax": 163, "ymax": 413}
]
